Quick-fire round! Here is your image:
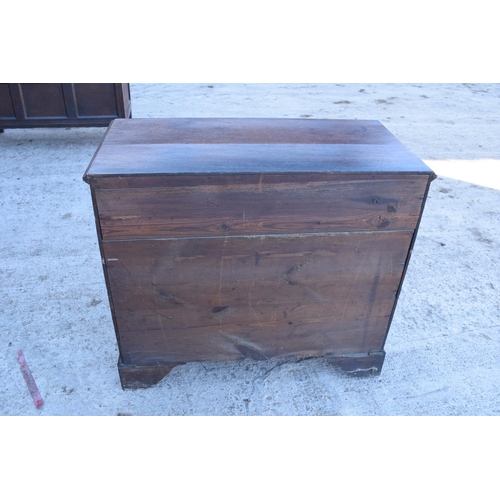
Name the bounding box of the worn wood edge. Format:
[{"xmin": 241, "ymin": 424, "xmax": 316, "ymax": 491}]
[
  {"xmin": 380, "ymin": 172, "xmax": 436, "ymax": 353},
  {"xmin": 88, "ymin": 185, "xmax": 128, "ymax": 365},
  {"xmin": 94, "ymin": 173, "xmax": 428, "ymax": 240},
  {"xmin": 91, "ymin": 171, "xmax": 432, "ymax": 191},
  {"xmin": 0, "ymin": 118, "xmax": 119, "ymax": 129},
  {"xmin": 110, "ymin": 117, "xmax": 384, "ymax": 126},
  {"xmin": 101, "ymin": 228, "xmax": 413, "ymax": 244},
  {"xmin": 117, "ymin": 351, "xmax": 386, "ymax": 390},
  {"xmin": 325, "ymin": 351, "xmax": 386, "ymax": 377},
  {"xmin": 86, "ymin": 170, "xmax": 434, "ymax": 186},
  {"xmin": 82, "ymin": 120, "xmax": 117, "ymax": 184},
  {"xmin": 104, "ymin": 118, "xmax": 394, "ymax": 144},
  {"xmin": 118, "ymin": 359, "xmax": 182, "ymax": 390},
  {"xmin": 88, "ymin": 144, "xmax": 433, "ymax": 177}
]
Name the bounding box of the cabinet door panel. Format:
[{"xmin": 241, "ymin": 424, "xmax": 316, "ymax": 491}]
[
  {"xmin": 74, "ymin": 83, "xmax": 119, "ymax": 117},
  {"xmin": 21, "ymin": 84, "xmax": 67, "ymax": 118}
]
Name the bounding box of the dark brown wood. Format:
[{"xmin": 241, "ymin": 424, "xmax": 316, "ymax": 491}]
[
  {"xmin": 21, "ymin": 83, "xmax": 67, "ymax": 118},
  {"xmin": 118, "ymin": 352, "xmax": 385, "ymax": 389},
  {"xmin": 95, "ymin": 175, "xmax": 427, "ymax": 240},
  {"xmin": 0, "ymin": 84, "xmax": 131, "ymax": 129},
  {"xmin": 83, "ymin": 118, "xmax": 435, "ymax": 389},
  {"xmin": 83, "ymin": 118, "xmax": 435, "ymax": 178},
  {"xmin": 118, "ymin": 359, "xmax": 178, "ymax": 390},
  {"xmin": 0, "ymin": 84, "xmax": 17, "ymax": 119},
  {"xmin": 105, "ymin": 232, "xmax": 410, "ymax": 366},
  {"xmin": 73, "ymin": 83, "xmax": 119, "ymax": 117},
  {"xmin": 101, "ymin": 117, "xmax": 403, "ymax": 145},
  {"xmin": 86, "ymin": 143, "xmax": 433, "ymax": 177}
]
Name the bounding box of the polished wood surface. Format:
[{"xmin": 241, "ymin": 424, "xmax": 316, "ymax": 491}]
[{"xmin": 85, "ymin": 118, "xmax": 434, "ymax": 177}]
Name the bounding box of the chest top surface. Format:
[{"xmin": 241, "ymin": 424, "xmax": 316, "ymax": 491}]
[{"xmin": 83, "ymin": 118, "xmax": 433, "ymax": 180}]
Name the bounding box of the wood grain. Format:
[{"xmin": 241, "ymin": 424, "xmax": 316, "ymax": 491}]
[
  {"xmin": 83, "ymin": 118, "xmax": 435, "ymax": 179},
  {"xmin": 88, "ymin": 143, "xmax": 431, "ymax": 177},
  {"xmin": 96, "ymin": 174, "xmax": 427, "ymax": 239},
  {"xmin": 102, "ymin": 117, "xmax": 403, "ymax": 145},
  {"xmin": 103, "ymin": 231, "xmax": 411, "ymax": 366}
]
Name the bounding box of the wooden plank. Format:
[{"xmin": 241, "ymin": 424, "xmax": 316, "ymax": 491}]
[
  {"xmin": 96, "ymin": 175, "xmax": 427, "ymax": 239},
  {"xmin": 111, "ymin": 273, "xmax": 401, "ymax": 316},
  {"xmin": 103, "ymin": 231, "xmax": 411, "ymax": 287},
  {"xmin": 89, "ymin": 171, "xmax": 432, "ymax": 190},
  {"xmin": 102, "ymin": 117, "xmax": 403, "ymax": 145},
  {"xmin": 84, "ymin": 118, "xmax": 434, "ymax": 179},
  {"xmin": 102, "ymin": 231, "xmax": 411, "ymax": 365},
  {"xmin": 114, "ymin": 299, "xmax": 394, "ymax": 337},
  {"xmin": 88, "ymin": 143, "xmax": 432, "ymax": 177},
  {"xmin": 118, "ymin": 315, "xmax": 389, "ymax": 365}
]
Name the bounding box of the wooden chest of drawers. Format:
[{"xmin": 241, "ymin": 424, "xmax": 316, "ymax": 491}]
[{"xmin": 83, "ymin": 118, "xmax": 435, "ymax": 389}]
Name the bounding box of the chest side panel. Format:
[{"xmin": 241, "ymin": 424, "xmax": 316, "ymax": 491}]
[{"xmin": 102, "ymin": 231, "xmax": 412, "ymax": 365}]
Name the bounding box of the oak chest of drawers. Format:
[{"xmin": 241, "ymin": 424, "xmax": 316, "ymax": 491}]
[{"xmin": 83, "ymin": 118, "xmax": 435, "ymax": 389}]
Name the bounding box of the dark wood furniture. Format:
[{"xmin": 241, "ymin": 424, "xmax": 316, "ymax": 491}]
[
  {"xmin": 0, "ymin": 84, "xmax": 131, "ymax": 130},
  {"xmin": 83, "ymin": 118, "xmax": 436, "ymax": 389}
]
